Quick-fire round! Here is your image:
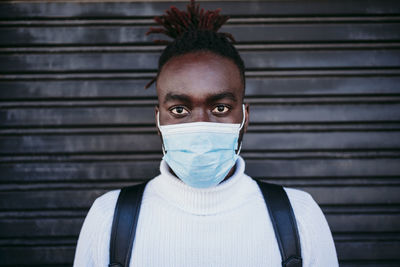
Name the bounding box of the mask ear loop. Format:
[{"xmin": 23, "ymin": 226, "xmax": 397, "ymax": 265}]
[
  {"xmin": 236, "ymin": 104, "xmax": 246, "ymax": 155},
  {"xmin": 239, "ymin": 104, "xmax": 246, "ymax": 131},
  {"xmin": 236, "ymin": 142, "xmax": 243, "ymax": 155},
  {"xmin": 157, "ymin": 111, "xmax": 167, "ymax": 156}
]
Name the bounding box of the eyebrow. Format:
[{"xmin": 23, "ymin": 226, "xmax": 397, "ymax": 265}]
[
  {"xmin": 163, "ymin": 91, "xmax": 238, "ymax": 104},
  {"xmin": 207, "ymin": 92, "xmax": 238, "ymax": 103},
  {"xmin": 164, "ymin": 93, "xmax": 191, "ymax": 104}
]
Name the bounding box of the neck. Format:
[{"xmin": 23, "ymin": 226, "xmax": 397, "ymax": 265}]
[{"xmin": 156, "ymin": 156, "xmax": 247, "ymax": 215}]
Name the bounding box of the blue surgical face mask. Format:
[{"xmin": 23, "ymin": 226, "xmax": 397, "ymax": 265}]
[{"xmin": 157, "ymin": 104, "xmax": 246, "ymax": 188}]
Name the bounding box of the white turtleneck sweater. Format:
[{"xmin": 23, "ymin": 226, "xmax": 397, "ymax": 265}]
[{"xmin": 73, "ymin": 156, "xmax": 338, "ymax": 267}]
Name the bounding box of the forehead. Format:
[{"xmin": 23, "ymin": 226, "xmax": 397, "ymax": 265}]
[{"xmin": 156, "ymin": 51, "xmax": 244, "ymax": 101}]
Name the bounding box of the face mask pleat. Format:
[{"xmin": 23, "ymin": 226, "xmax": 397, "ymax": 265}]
[{"xmin": 163, "ymin": 132, "xmax": 238, "ymax": 152}]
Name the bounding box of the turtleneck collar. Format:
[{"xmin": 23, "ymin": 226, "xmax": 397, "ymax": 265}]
[{"xmin": 150, "ymin": 156, "xmax": 252, "ymax": 216}]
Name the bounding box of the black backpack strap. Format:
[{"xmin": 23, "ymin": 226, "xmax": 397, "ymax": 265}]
[
  {"xmin": 109, "ymin": 182, "xmax": 148, "ymax": 267},
  {"xmin": 256, "ymin": 180, "xmax": 302, "ymax": 267}
]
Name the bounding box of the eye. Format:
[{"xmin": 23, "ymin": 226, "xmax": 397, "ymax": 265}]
[
  {"xmin": 212, "ymin": 104, "xmax": 230, "ymax": 114},
  {"xmin": 170, "ymin": 106, "xmax": 189, "ymax": 115}
]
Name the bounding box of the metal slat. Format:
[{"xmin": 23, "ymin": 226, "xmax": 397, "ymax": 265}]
[
  {"xmin": 2, "ymin": 23, "xmax": 400, "ymax": 45},
  {"xmin": 2, "ymin": 49, "xmax": 400, "ymax": 72},
  {"xmin": 1, "ymin": 131, "xmax": 400, "ymax": 153},
  {"xmin": 1, "ymin": 0, "xmax": 400, "ymax": 18},
  {"xmin": 1, "ymin": 103, "xmax": 400, "ymax": 126},
  {"xmin": 1, "ymin": 77, "xmax": 400, "ymax": 99}
]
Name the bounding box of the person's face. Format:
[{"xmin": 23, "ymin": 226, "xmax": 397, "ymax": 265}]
[{"xmin": 155, "ymin": 51, "xmax": 249, "ymax": 139}]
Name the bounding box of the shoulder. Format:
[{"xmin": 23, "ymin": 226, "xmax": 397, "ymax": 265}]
[
  {"xmin": 89, "ymin": 180, "xmax": 156, "ymax": 219},
  {"xmin": 284, "ymin": 187, "xmax": 316, "ymax": 208},
  {"xmin": 79, "ymin": 189, "xmax": 121, "ymax": 238},
  {"xmin": 253, "ymin": 182, "xmax": 324, "ymax": 223},
  {"xmin": 89, "ymin": 189, "xmax": 121, "ymax": 221},
  {"xmin": 78, "ymin": 189, "xmax": 122, "ymax": 241},
  {"xmin": 283, "ymin": 187, "xmax": 324, "ymax": 221},
  {"xmin": 282, "ymin": 187, "xmax": 331, "ymax": 238}
]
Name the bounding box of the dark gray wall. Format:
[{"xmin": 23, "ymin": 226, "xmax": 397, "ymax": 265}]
[{"xmin": 0, "ymin": 0, "xmax": 399, "ymax": 266}]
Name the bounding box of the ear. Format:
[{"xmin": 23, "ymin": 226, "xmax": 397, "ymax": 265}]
[
  {"xmin": 155, "ymin": 105, "xmax": 161, "ymax": 136},
  {"xmin": 243, "ymin": 103, "xmax": 250, "ymax": 133}
]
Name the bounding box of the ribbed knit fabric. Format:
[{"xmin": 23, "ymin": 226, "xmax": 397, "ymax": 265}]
[{"xmin": 73, "ymin": 156, "xmax": 338, "ymax": 267}]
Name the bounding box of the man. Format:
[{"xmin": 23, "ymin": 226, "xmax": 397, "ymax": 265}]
[{"xmin": 73, "ymin": 1, "xmax": 338, "ymax": 266}]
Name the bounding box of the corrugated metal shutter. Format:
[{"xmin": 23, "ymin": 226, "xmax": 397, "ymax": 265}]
[{"xmin": 0, "ymin": 1, "xmax": 399, "ymax": 266}]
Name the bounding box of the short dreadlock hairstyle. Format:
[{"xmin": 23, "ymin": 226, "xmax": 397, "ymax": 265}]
[{"xmin": 145, "ymin": 0, "xmax": 245, "ymax": 89}]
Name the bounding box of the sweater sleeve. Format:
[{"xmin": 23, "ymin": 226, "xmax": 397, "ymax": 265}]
[
  {"xmin": 286, "ymin": 188, "xmax": 339, "ymax": 267},
  {"xmin": 73, "ymin": 197, "xmax": 102, "ymax": 267},
  {"xmin": 73, "ymin": 190, "xmax": 121, "ymax": 267}
]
